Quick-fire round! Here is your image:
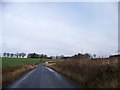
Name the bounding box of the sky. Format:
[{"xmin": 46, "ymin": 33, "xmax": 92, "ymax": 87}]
[{"xmin": 1, "ymin": 2, "xmax": 118, "ymax": 57}]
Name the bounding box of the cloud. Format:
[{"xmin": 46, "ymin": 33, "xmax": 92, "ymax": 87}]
[{"xmin": 2, "ymin": 2, "xmax": 118, "ymax": 56}]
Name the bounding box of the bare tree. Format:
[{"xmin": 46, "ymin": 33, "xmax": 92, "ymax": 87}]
[
  {"xmin": 93, "ymin": 54, "xmax": 96, "ymax": 58},
  {"xmin": 59, "ymin": 55, "xmax": 64, "ymax": 59},
  {"xmin": 21, "ymin": 53, "xmax": 26, "ymax": 58},
  {"xmin": 6, "ymin": 53, "xmax": 10, "ymax": 58},
  {"xmin": 84, "ymin": 53, "xmax": 92, "ymax": 59},
  {"xmin": 18, "ymin": 53, "xmax": 22, "ymax": 58},
  {"xmin": 10, "ymin": 53, "xmax": 14, "ymax": 58},
  {"xmin": 16, "ymin": 53, "xmax": 19, "ymax": 58},
  {"xmin": 3, "ymin": 52, "xmax": 7, "ymax": 57}
]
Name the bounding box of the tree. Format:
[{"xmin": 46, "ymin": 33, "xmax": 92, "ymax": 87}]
[
  {"xmin": 21, "ymin": 53, "xmax": 26, "ymax": 58},
  {"xmin": 16, "ymin": 53, "xmax": 19, "ymax": 58},
  {"xmin": 41, "ymin": 54, "xmax": 44, "ymax": 58},
  {"xmin": 3, "ymin": 52, "xmax": 7, "ymax": 57},
  {"xmin": 78, "ymin": 53, "xmax": 82, "ymax": 56},
  {"xmin": 10, "ymin": 53, "xmax": 14, "ymax": 58},
  {"xmin": 93, "ymin": 54, "xmax": 96, "ymax": 58},
  {"xmin": 6, "ymin": 53, "xmax": 10, "ymax": 58},
  {"xmin": 27, "ymin": 53, "xmax": 39, "ymax": 58},
  {"xmin": 59, "ymin": 55, "xmax": 64, "ymax": 59},
  {"xmin": 18, "ymin": 53, "xmax": 22, "ymax": 58},
  {"xmin": 56, "ymin": 56, "xmax": 59, "ymax": 59},
  {"xmin": 84, "ymin": 53, "xmax": 92, "ymax": 59},
  {"xmin": 44, "ymin": 54, "xmax": 47, "ymax": 58}
]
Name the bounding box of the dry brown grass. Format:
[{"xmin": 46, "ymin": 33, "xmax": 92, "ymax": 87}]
[
  {"xmin": 44, "ymin": 61, "xmax": 56, "ymax": 66},
  {"xmin": 2, "ymin": 64, "xmax": 38, "ymax": 87},
  {"xmin": 48, "ymin": 57, "xmax": 118, "ymax": 88}
]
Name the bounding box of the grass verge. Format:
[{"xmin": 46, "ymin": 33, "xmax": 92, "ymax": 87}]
[
  {"xmin": 2, "ymin": 58, "xmax": 52, "ymax": 87},
  {"xmin": 48, "ymin": 58, "xmax": 118, "ymax": 88},
  {"xmin": 2, "ymin": 64, "xmax": 37, "ymax": 87}
]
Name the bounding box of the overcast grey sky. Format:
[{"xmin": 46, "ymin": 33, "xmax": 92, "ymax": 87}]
[{"xmin": 1, "ymin": 2, "xmax": 118, "ymax": 56}]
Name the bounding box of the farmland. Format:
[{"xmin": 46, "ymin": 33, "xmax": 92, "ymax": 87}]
[
  {"xmin": 2, "ymin": 58, "xmax": 51, "ymax": 68},
  {"xmin": 2, "ymin": 56, "xmax": 119, "ymax": 88},
  {"xmin": 2, "ymin": 58, "xmax": 52, "ymax": 87}
]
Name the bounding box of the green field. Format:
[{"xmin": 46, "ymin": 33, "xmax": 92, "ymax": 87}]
[
  {"xmin": 2, "ymin": 57, "xmax": 53, "ymax": 87},
  {"xmin": 2, "ymin": 58, "xmax": 52, "ymax": 68}
]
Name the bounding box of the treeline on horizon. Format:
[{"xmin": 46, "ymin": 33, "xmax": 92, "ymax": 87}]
[
  {"xmin": 2, "ymin": 52, "xmax": 64, "ymax": 59},
  {"xmin": 2, "ymin": 52, "xmax": 95, "ymax": 59},
  {"xmin": 2, "ymin": 52, "xmax": 118, "ymax": 60}
]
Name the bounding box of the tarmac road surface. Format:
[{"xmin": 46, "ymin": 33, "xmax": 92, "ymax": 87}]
[{"xmin": 8, "ymin": 64, "xmax": 79, "ymax": 88}]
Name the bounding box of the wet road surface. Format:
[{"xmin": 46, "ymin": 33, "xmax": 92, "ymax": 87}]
[{"xmin": 8, "ymin": 64, "xmax": 79, "ymax": 88}]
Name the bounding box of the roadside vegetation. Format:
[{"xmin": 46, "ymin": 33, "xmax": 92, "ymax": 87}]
[
  {"xmin": 48, "ymin": 56, "xmax": 118, "ymax": 88},
  {"xmin": 2, "ymin": 58, "xmax": 51, "ymax": 87}
]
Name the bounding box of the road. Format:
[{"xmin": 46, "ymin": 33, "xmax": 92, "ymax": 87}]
[{"xmin": 8, "ymin": 64, "xmax": 79, "ymax": 88}]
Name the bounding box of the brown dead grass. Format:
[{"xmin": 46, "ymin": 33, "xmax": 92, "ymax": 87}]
[
  {"xmin": 2, "ymin": 64, "xmax": 38, "ymax": 87},
  {"xmin": 48, "ymin": 57, "xmax": 118, "ymax": 88}
]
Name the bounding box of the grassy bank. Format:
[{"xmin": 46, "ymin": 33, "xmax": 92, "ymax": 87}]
[
  {"xmin": 49, "ymin": 57, "xmax": 118, "ymax": 88},
  {"xmin": 2, "ymin": 58, "xmax": 52, "ymax": 87}
]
